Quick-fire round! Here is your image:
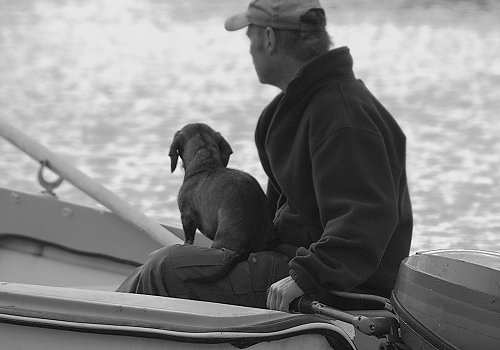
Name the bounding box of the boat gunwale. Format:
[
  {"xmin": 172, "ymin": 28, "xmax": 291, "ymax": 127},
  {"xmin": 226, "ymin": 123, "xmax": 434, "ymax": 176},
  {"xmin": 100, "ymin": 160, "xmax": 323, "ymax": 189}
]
[{"xmin": 0, "ymin": 305, "xmax": 355, "ymax": 348}]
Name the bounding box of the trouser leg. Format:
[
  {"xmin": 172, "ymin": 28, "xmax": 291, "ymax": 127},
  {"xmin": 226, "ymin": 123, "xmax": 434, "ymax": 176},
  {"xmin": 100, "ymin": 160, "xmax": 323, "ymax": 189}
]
[
  {"xmin": 116, "ymin": 246, "xmax": 173, "ymax": 295},
  {"xmin": 116, "ymin": 244, "xmax": 290, "ymax": 309}
]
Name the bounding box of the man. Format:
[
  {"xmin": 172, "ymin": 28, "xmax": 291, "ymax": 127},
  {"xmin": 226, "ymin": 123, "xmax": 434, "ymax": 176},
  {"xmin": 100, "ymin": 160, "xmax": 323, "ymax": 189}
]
[{"xmin": 117, "ymin": 0, "xmax": 412, "ymax": 312}]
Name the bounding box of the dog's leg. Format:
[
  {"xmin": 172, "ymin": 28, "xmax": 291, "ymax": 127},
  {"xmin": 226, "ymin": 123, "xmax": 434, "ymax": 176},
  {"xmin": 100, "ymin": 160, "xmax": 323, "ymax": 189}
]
[{"xmin": 181, "ymin": 211, "xmax": 198, "ymax": 245}]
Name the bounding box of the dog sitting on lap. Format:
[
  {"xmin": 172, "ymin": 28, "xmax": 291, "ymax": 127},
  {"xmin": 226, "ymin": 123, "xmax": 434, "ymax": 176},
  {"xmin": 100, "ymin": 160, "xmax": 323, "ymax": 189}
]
[{"xmin": 169, "ymin": 123, "xmax": 275, "ymax": 282}]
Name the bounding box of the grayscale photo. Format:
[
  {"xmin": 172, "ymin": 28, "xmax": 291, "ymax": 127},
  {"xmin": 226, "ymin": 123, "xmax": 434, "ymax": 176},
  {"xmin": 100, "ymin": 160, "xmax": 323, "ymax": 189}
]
[{"xmin": 0, "ymin": 1, "xmax": 498, "ymax": 349}]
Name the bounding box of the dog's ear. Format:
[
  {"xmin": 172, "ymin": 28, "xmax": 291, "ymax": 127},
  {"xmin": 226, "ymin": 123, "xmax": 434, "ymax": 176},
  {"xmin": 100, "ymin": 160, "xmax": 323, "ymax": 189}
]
[
  {"xmin": 169, "ymin": 132, "xmax": 182, "ymax": 172},
  {"xmin": 215, "ymin": 132, "xmax": 233, "ymax": 167}
]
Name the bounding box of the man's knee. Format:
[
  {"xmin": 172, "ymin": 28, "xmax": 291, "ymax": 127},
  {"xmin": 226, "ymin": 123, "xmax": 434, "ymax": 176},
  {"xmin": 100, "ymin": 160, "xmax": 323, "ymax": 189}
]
[
  {"xmin": 141, "ymin": 246, "xmax": 174, "ymax": 275},
  {"xmin": 145, "ymin": 246, "xmax": 173, "ymax": 264}
]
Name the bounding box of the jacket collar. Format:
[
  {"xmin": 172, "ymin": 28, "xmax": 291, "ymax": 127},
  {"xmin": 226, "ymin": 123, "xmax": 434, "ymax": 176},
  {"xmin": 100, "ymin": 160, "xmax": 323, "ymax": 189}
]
[{"xmin": 286, "ymin": 46, "xmax": 355, "ymax": 94}]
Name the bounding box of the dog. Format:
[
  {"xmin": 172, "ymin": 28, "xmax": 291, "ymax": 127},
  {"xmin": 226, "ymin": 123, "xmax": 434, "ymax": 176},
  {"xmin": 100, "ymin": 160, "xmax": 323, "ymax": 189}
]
[{"xmin": 169, "ymin": 123, "xmax": 275, "ymax": 282}]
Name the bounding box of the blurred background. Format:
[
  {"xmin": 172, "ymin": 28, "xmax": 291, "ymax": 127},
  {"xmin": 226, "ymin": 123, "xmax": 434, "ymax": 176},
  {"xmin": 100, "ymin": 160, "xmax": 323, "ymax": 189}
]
[{"xmin": 0, "ymin": 0, "xmax": 499, "ymax": 253}]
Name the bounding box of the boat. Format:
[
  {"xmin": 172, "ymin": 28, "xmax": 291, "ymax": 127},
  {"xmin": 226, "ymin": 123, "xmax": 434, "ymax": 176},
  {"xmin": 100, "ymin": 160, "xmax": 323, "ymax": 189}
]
[{"xmin": 0, "ymin": 119, "xmax": 499, "ymax": 349}]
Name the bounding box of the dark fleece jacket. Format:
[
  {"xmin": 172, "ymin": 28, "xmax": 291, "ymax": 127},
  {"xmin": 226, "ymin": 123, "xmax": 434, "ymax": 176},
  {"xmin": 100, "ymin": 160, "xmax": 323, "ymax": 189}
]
[{"xmin": 255, "ymin": 47, "xmax": 413, "ymax": 302}]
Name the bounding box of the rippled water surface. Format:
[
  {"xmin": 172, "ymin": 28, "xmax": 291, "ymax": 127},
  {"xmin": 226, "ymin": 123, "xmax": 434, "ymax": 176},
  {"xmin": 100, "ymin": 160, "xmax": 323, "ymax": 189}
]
[{"xmin": 1, "ymin": 0, "xmax": 499, "ymax": 253}]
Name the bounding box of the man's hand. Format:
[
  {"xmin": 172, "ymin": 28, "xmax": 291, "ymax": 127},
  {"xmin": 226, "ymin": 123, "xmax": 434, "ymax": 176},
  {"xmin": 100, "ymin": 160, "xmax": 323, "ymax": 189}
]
[{"xmin": 266, "ymin": 276, "xmax": 305, "ymax": 311}]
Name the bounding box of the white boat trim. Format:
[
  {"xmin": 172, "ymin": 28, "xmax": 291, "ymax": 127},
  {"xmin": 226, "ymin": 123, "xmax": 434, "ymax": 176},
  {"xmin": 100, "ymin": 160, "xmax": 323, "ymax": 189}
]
[
  {"xmin": 0, "ymin": 312, "xmax": 354, "ymax": 344},
  {"xmin": 0, "ymin": 282, "xmax": 356, "ymax": 348}
]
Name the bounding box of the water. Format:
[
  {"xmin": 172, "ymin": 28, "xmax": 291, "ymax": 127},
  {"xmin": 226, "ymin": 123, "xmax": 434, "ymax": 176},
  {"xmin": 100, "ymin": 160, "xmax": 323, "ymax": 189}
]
[{"xmin": 1, "ymin": 0, "xmax": 499, "ymax": 254}]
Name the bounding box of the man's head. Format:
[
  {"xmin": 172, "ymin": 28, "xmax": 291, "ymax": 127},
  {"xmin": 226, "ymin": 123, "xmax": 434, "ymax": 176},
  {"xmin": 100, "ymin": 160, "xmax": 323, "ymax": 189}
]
[{"xmin": 225, "ymin": 0, "xmax": 332, "ymax": 89}]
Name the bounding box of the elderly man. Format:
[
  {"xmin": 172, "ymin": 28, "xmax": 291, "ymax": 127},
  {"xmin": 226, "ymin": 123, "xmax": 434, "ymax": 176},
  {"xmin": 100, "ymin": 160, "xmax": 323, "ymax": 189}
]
[{"xmin": 117, "ymin": 0, "xmax": 412, "ymax": 312}]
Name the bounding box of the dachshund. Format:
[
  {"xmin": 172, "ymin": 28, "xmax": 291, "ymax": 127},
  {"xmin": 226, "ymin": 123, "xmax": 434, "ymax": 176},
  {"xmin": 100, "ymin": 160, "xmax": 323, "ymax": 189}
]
[{"xmin": 169, "ymin": 123, "xmax": 275, "ymax": 282}]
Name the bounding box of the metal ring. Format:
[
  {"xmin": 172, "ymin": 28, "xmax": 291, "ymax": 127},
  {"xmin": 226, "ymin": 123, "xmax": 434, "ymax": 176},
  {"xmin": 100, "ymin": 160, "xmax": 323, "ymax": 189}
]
[{"xmin": 38, "ymin": 160, "xmax": 64, "ymax": 195}]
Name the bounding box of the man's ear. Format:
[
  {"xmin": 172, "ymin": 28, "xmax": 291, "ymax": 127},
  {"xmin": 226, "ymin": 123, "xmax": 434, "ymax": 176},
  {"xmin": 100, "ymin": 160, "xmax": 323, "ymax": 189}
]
[{"xmin": 264, "ymin": 26, "xmax": 277, "ymax": 55}]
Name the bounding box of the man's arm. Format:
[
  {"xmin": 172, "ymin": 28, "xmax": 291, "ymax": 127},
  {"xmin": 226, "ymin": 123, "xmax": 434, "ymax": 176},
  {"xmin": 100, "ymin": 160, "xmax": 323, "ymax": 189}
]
[{"xmin": 289, "ymin": 127, "xmax": 400, "ymax": 300}]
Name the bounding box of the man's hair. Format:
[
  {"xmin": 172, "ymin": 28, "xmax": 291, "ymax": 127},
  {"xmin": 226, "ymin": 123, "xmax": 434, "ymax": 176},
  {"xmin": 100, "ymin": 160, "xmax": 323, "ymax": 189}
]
[{"xmin": 249, "ymin": 9, "xmax": 332, "ymax": 61}]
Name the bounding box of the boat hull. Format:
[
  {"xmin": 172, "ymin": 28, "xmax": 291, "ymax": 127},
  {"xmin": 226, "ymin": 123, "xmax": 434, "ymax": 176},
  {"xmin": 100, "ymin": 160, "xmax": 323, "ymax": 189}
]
[
  {"xmin": 0, "ymin": 324, "xmax": 331, "ymax": 350},
  {"xmin": 0, "ymin": 187, "xmax": 358, "ymax": 349},
  {"xmin": 3, "ymin": 186, "xmax": 499, "ymax": 349}
]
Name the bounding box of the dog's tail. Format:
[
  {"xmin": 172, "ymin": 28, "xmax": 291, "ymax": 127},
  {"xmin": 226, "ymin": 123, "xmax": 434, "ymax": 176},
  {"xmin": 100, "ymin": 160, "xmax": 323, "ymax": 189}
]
[{"xmin": 185, "ymin": 249, "xmax": 250, "ymax": 283}]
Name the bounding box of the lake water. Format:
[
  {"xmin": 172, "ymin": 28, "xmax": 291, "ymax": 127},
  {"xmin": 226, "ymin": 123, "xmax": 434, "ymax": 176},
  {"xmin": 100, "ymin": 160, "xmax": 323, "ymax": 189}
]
[{"xmin": 1, "ymin": 0, "xmax": 499, "ymax": 254}]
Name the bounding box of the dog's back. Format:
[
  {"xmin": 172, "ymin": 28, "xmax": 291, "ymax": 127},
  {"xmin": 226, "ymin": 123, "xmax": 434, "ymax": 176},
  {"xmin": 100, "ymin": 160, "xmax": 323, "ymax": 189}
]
[
  {"xmin": 194, "ymin": 167, "xmax": 274, "ymax": 252},
  {"xmin": 170, "ymin": 123, "xmax": 276, "ymax": 282}
]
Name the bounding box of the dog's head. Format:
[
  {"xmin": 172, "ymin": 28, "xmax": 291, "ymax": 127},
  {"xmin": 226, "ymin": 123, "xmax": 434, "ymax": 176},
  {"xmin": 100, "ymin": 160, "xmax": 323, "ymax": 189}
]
[{"xmin": 169, "ymin": 123, "xmax": 233, "ymax": 172}]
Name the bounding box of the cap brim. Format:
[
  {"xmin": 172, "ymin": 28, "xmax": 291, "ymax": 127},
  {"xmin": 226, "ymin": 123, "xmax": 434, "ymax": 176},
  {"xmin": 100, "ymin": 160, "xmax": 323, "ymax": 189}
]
[{"xmin": 224, "ymin": 12, "xmax": 250, "ymax": 31}]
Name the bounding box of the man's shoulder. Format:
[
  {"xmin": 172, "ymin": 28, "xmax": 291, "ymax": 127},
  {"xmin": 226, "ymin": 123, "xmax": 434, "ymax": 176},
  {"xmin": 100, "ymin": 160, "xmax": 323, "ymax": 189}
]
[
  {"xmin": 305, "ymin": 78, "xmax": 396, "ymax": 133},
  {"xmin": 304, "ymin": 80, "xmax": 356, "ymax": 130},
  {"xmin": 303, "ymin": 79, "xmax": 398, "ymax": 152}
]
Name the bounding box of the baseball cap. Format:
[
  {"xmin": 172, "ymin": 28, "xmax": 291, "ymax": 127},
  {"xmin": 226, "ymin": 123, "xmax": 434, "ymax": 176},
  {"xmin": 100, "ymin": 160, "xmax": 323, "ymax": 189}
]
[{"xmin": 224, "ymin": 0, "xmax": 324, "ymax": 31}]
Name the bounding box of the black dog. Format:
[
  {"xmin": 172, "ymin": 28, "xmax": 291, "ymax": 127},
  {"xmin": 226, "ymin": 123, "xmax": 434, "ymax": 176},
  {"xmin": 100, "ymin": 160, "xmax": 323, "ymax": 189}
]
[{"xmin": 169, "ymin": 123, "xmax": 275, "ymax": 282}]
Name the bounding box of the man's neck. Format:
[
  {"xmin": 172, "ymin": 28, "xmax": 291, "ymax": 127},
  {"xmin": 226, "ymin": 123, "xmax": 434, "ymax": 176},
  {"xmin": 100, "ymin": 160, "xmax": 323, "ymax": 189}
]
[{"xmin": 273, "ymin": 55, "xmax": 307, "ymax": 92}]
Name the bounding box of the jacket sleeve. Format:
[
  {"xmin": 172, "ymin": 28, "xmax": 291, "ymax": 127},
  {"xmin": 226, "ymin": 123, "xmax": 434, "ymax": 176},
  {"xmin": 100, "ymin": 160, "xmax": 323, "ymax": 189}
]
[{"xmin": 289, "ymin": 127, "xmax": 400, "ymax": 299}]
